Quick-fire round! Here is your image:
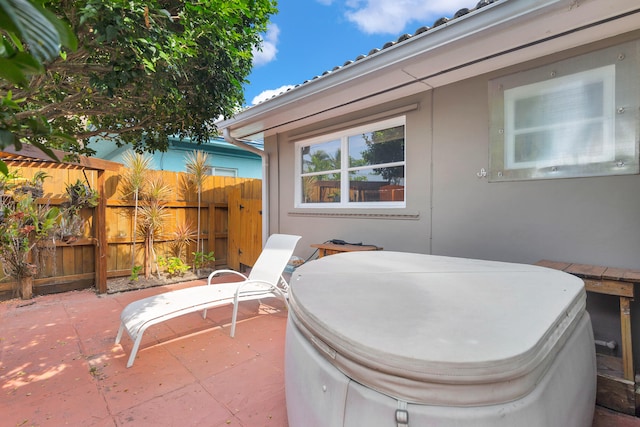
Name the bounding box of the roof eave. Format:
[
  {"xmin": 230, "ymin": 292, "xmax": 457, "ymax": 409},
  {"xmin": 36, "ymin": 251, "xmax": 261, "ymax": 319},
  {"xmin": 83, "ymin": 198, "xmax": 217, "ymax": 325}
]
[{"xmin": 219, "ymin": 0, "xmax": 640, "ymax": 140}]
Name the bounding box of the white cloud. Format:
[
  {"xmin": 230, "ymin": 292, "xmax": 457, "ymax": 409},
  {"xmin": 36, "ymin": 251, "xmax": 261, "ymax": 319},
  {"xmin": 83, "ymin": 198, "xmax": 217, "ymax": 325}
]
[
  {"xmin": 316, "ymin": 0, "xmax": 334, "ymax": 5},
  {"xmin": 345, "ymin": 0, "xmax": 471, "ymax": 35},
  {"xmin": 252, "ymin": 24, "xmax": 280, "ymax": 67},
  {"xmin": 251, "ymin": 85, "xmax": 296, "ymax": 105}
]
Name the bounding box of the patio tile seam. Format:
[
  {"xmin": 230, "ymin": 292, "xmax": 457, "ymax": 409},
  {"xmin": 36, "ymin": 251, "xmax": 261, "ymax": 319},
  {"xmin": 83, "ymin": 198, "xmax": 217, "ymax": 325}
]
[
  {"xmin": 109, "ymin": 374, "xmax": 240, "ymax": 425},
  {"xmin": 57, "ymin": 297, "xmax": 121, "ymax": 422}
]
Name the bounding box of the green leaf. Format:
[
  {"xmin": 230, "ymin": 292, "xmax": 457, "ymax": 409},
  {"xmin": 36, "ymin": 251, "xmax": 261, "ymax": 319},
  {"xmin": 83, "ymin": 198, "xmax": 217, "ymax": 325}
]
[
  {"xmin": 0, "ymin": 1, "xmax": 21, "ymax": 33},
  {"xmin": 0, "ymin": 37, "xmax": 10, "ymax": 56},
  {"xmin": 11, "ymin": 51, "xmax": 43, "ymax": 72},
  {"xmin": 0, "ymin": 0, "xmax": 277, "ymax": 156},
  {"xmin": 0, "ymin": 129, "xmax": 17, "ymax": 148},
  {"xmin": 26, "ymin": 116, "xmax": 49, "ymax": 134},
  {"xmin": 0, "ymin": 0, "xmax": 62, "ymax": 61},
  {"xmin": 34, "ymin": 3, "xmax": 77, "ymax": 51},
  {"xmin": 0, "ymin": 57, "xmax": 28, "ymax": 85},
  {"xmin": 0, "ymin": 160, "xmax": 9, "ymax": 176},
  {"xmin": 29, "ymin": 140, "xmax": 60, "ymax": 162}
]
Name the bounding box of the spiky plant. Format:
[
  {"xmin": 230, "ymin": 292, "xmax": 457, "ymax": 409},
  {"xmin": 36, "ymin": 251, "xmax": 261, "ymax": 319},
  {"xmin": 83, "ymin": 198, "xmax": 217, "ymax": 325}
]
[
  {"xmin": 120, "ymin": 152, "xmax": 152, "ymax": 270},
  {"xmin": 137, "ymin": 174, "xmax": 171, "ymax": 278},
  {"xmin": 169, "ymin": 221, "xmax": 196, "ymax": 259},
  {"xmin": 185, "ymin": 150, "xmax": 209, "ymax": 261}
]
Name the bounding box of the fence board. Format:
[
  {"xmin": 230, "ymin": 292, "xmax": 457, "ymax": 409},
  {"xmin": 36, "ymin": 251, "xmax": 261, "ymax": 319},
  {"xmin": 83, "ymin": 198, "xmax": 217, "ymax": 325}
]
[{"xmin": 0, "ymin": 166, "xmax": 262, "ymax": 300}]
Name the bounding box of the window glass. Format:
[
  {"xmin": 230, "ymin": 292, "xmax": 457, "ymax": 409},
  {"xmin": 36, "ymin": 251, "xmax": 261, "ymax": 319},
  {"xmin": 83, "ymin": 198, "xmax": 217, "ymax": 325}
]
[
  {"xmin": 296, "ymin": 117, "xmax": 406, "ymax": 208},
  {"xmin": 301, "ymin": 174, "xmax": 341, "ymax": 204},
  {"xmin": 348, "ymin": 126, "xmax": 405, "ymax": 167},
  {"xmin": 504, "ymin": 66, "xmax": 615, "ymax": 170},
  {"xmin": 209, "ymin": 167, "xmax": 238, "ymax": 177},
  {"xmin": 489, "ymin": 41, "xmax": 639, "ymax": 181},
  {"xmin": 349, "ymin": 167, "xmax": 405, "ymax": 202},
  {"xmin": 301, "ymin": 140, "xmax": 341, "ymax": 173}
]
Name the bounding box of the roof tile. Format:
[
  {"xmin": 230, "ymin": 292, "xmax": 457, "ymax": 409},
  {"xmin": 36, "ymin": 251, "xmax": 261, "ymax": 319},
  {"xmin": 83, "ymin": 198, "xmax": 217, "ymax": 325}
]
[{"xmin": 250, "ymin": 0, "xmax": 502, "ymax": 105}]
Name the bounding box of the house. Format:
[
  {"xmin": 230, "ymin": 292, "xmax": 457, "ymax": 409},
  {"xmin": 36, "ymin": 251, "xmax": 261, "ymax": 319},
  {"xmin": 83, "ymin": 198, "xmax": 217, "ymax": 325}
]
[
  {"xmin": 218, "ymin": 0, "xmax": 640, "ymax": 413},
  {"xmin": 89, "ymin": 136, "xmax": 263, "ymax": 178}
]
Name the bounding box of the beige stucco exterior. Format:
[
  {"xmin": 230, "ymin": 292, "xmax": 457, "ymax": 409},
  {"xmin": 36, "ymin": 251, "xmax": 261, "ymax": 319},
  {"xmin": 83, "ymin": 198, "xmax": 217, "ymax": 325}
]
[
  {"xmin": 266, "ymin": 32, "xmax": 640, "ymax": 271},
  {"xmin": 219, "ymin": 1, "xmax": 640, "ymax": 367},
  {"xmin": 260, "ymin": 31, "xmax": 640, "ymax": 356}
]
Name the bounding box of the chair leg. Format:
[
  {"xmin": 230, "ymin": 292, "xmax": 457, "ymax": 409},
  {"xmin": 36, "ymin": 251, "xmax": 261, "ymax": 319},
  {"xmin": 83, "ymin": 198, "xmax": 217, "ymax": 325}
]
[
  {"xmin": 230, "ymin": 302, "xmax": 239, "ymax": 338},
  {"xmin": 127, "ymin": 333, "xmax": 144, "ymax": 368},
  {"xmin": 115, "ymin": 323, "xmax": 124, "ymax": 344}
]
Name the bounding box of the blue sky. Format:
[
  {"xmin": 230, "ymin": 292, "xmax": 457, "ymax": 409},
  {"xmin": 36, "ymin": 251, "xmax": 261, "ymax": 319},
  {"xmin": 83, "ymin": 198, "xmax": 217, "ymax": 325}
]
[{"xmin": 244, "ymin": 0, "xmax": 472, "ymax": 106}]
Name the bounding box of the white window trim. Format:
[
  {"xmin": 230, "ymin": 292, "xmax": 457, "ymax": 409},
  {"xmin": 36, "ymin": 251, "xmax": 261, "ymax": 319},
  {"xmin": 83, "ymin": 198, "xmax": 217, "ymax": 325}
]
[
  {"xmin": 295, "ymin": 116, "xmax": 406, "ymax": 209},
  {"xmin": 206, "ymin": 166, "xmax": 238, "ymax": 177}
]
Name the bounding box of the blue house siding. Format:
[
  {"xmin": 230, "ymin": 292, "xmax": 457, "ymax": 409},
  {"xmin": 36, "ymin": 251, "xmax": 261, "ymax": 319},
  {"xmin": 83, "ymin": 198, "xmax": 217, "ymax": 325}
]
[{"xmin": 89, "ymin": 137, "xmax": 262, "ymax": 178}]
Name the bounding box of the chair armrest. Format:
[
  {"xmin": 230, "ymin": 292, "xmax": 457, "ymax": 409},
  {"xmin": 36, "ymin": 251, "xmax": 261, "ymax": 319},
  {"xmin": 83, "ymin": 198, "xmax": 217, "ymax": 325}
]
[{"xmin": 207, "ymin": 269, "xmax": 248, "ymax": 285}]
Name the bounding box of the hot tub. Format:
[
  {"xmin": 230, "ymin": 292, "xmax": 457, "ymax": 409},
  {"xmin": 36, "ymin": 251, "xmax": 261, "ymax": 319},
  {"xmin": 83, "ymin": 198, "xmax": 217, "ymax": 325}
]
[{"xmin": 285, "ymin": 251, "xmax": 595, "ymax": 427}]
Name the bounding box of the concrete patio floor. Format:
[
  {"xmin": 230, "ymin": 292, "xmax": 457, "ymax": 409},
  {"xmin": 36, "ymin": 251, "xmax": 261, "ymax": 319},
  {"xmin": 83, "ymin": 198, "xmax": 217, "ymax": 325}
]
[{"xmin": 1, "ymin": 279, "xmax": 639, "ymax": 427}]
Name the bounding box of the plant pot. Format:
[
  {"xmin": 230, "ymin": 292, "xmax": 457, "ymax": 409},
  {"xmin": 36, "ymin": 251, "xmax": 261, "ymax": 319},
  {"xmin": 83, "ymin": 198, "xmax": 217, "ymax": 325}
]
[{"xmin": 62, "ymin": 235, "xmax": 79, "ymax": 244}]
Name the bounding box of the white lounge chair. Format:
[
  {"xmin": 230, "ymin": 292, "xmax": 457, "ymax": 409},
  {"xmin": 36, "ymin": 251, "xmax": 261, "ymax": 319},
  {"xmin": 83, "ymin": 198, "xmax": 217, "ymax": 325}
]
[{"xmin": 115, "ymin": 234, "xmax": 301, "ymax": 367}]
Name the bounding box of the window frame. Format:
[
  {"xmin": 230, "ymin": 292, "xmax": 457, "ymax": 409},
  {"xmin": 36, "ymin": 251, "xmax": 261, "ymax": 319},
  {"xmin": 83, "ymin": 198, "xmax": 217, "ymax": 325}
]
[
  {"xmin": 295, "ymin": 116, "xmax": 406, "ymax": 209},
  {"xmin": 503, "ymin": 65, "xmax": 616, "ymax": 170},
  {"xmin": 488, "ymin": 41, "xmax": 639, "ymax": 182},
  {"xmin": 205, "ymin": 166, "xmax": 238, "ymax": 177}
]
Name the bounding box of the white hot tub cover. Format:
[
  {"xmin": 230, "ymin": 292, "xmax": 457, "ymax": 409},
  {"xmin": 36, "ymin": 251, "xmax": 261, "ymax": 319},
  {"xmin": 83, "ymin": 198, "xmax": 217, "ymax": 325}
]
[{"xmin": 288, "ymin": 252, "xmax": 588, "ymax": 406}]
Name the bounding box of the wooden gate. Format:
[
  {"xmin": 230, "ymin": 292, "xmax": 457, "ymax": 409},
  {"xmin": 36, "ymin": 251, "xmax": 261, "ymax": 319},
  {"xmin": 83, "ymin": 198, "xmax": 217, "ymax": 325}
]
[{"xmin": 227, "ymin": 188, "xmax": 262, "ymax": 271}]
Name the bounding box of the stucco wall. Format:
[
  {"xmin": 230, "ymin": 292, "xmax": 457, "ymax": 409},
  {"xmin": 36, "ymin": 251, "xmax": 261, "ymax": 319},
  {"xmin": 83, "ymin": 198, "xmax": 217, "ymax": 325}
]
[
  {"xmin": 432, "ymin": 75, "xmax": 640, "ymax": 269},
  {"xmin": 266, "ymin": 94, "xmax": 433, "ymax": 260},
  {"xmin": 267, "ymin": 68, "xmax": 640, "ymax": 269},
  {"xmin": 265, "ymin": 33, "xmax": 640, "ymax": 364}
]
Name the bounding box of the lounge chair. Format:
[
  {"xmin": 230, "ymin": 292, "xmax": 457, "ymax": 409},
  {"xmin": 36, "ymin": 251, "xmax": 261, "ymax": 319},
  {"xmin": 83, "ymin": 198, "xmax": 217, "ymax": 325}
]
[{"xmin": 115, "ymin": 234, "xmax": 301, "ymax": 367}]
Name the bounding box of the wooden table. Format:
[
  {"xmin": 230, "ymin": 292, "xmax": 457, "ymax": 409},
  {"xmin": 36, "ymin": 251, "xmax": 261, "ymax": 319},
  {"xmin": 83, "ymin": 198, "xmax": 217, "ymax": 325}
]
[
  {"xmin": 311, "ymin": 242, "xmax": 383, "ymax": 258},
  {"xmin": 537, "ymin": 259, "xmax": 640, "ymax": 415}
]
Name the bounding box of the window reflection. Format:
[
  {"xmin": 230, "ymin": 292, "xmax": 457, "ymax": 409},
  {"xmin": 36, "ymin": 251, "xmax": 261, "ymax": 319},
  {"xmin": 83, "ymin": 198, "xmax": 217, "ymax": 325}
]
[{"xmin": 297, "ymin": 117, "xmax": 406, "ymax": 207}]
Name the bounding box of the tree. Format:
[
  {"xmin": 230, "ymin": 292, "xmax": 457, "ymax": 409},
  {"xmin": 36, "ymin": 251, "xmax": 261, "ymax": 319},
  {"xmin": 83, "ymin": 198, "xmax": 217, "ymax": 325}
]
[
  {"xmin": 0, "ymin": 0, "xmax": 77, "ymax": 172},
  {"xmin": 1, "ymin": 0, "xmax": 277, "ymax": 157},
  {"xmin": 361, "ymin": 126, "xmax": 405, "ymax": 184},
  {"xmin": 301, "ymin": 147, "xmax": 341, "ymax": 203}
]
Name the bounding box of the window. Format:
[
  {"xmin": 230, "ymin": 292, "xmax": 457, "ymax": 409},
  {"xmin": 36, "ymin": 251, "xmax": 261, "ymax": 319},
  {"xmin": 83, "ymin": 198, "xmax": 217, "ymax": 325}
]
[
  {"xmin": 206, "ymin": 166, "xmax": 237, "ymax": 177},
  {"xmin": 489, "ymin": 41, "xmax": 639, "ymax": 181},
  {"xmin": 505, "ymin": 66, "xmax": 615, "ymax": 170},
  {"xmin": 296, "ymin": 117, "xmax": 406, "ymax": 208}
]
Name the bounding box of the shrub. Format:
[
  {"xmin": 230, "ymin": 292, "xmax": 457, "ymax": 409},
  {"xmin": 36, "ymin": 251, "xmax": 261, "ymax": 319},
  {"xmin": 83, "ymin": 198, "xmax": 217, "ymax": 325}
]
[{"xmin": 158, "ymin": 256, "xmax": 190, "ymax": 277}]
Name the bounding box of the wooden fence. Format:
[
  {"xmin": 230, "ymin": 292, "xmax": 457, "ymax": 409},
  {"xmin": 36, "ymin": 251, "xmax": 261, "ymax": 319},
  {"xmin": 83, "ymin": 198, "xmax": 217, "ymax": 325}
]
[{"xmin": 0, "ymin": 166, "xmax": 262, "ymax": 300}]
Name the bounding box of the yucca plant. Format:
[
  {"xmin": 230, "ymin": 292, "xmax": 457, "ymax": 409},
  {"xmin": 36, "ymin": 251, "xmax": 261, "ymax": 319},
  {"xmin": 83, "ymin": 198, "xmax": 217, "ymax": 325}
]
[
  {"xmin": 120, "ymin": 152, "xmax": 152, "ymax": 270},
  {"xmin": 169, "ymin": 221, "xmax": 196, "ymax": 259},
  {"xmin": 185, "ymin": 150, "xmax": 209, "ymax": 263},
  {"xmin": 137, "ymin": 174, "xmax": 171, "ymax": 279}
]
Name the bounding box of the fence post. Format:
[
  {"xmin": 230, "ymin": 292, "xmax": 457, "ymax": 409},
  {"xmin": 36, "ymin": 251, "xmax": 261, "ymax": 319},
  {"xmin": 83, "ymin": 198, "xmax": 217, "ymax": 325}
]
[{"xmin": 95, "ymin": 170, "xmax": 108, "ymax": 293}]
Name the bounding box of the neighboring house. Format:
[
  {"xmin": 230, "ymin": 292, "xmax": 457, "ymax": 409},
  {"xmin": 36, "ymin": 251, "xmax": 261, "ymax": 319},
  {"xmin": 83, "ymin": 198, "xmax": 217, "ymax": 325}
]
[
  {"xmin": 89, "ymin": 136, "xmax": 263, "ymax": 178},
  {"xmin": 217, "ymin": 0, "xmax": 640, "ymax": 388}
]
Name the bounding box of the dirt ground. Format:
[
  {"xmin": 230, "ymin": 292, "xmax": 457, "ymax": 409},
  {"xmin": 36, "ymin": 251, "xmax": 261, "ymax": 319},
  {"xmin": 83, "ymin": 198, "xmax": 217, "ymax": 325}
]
[{"xmin": 106, "ymin": 269, "xmax": 214, "ymax": 294}]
